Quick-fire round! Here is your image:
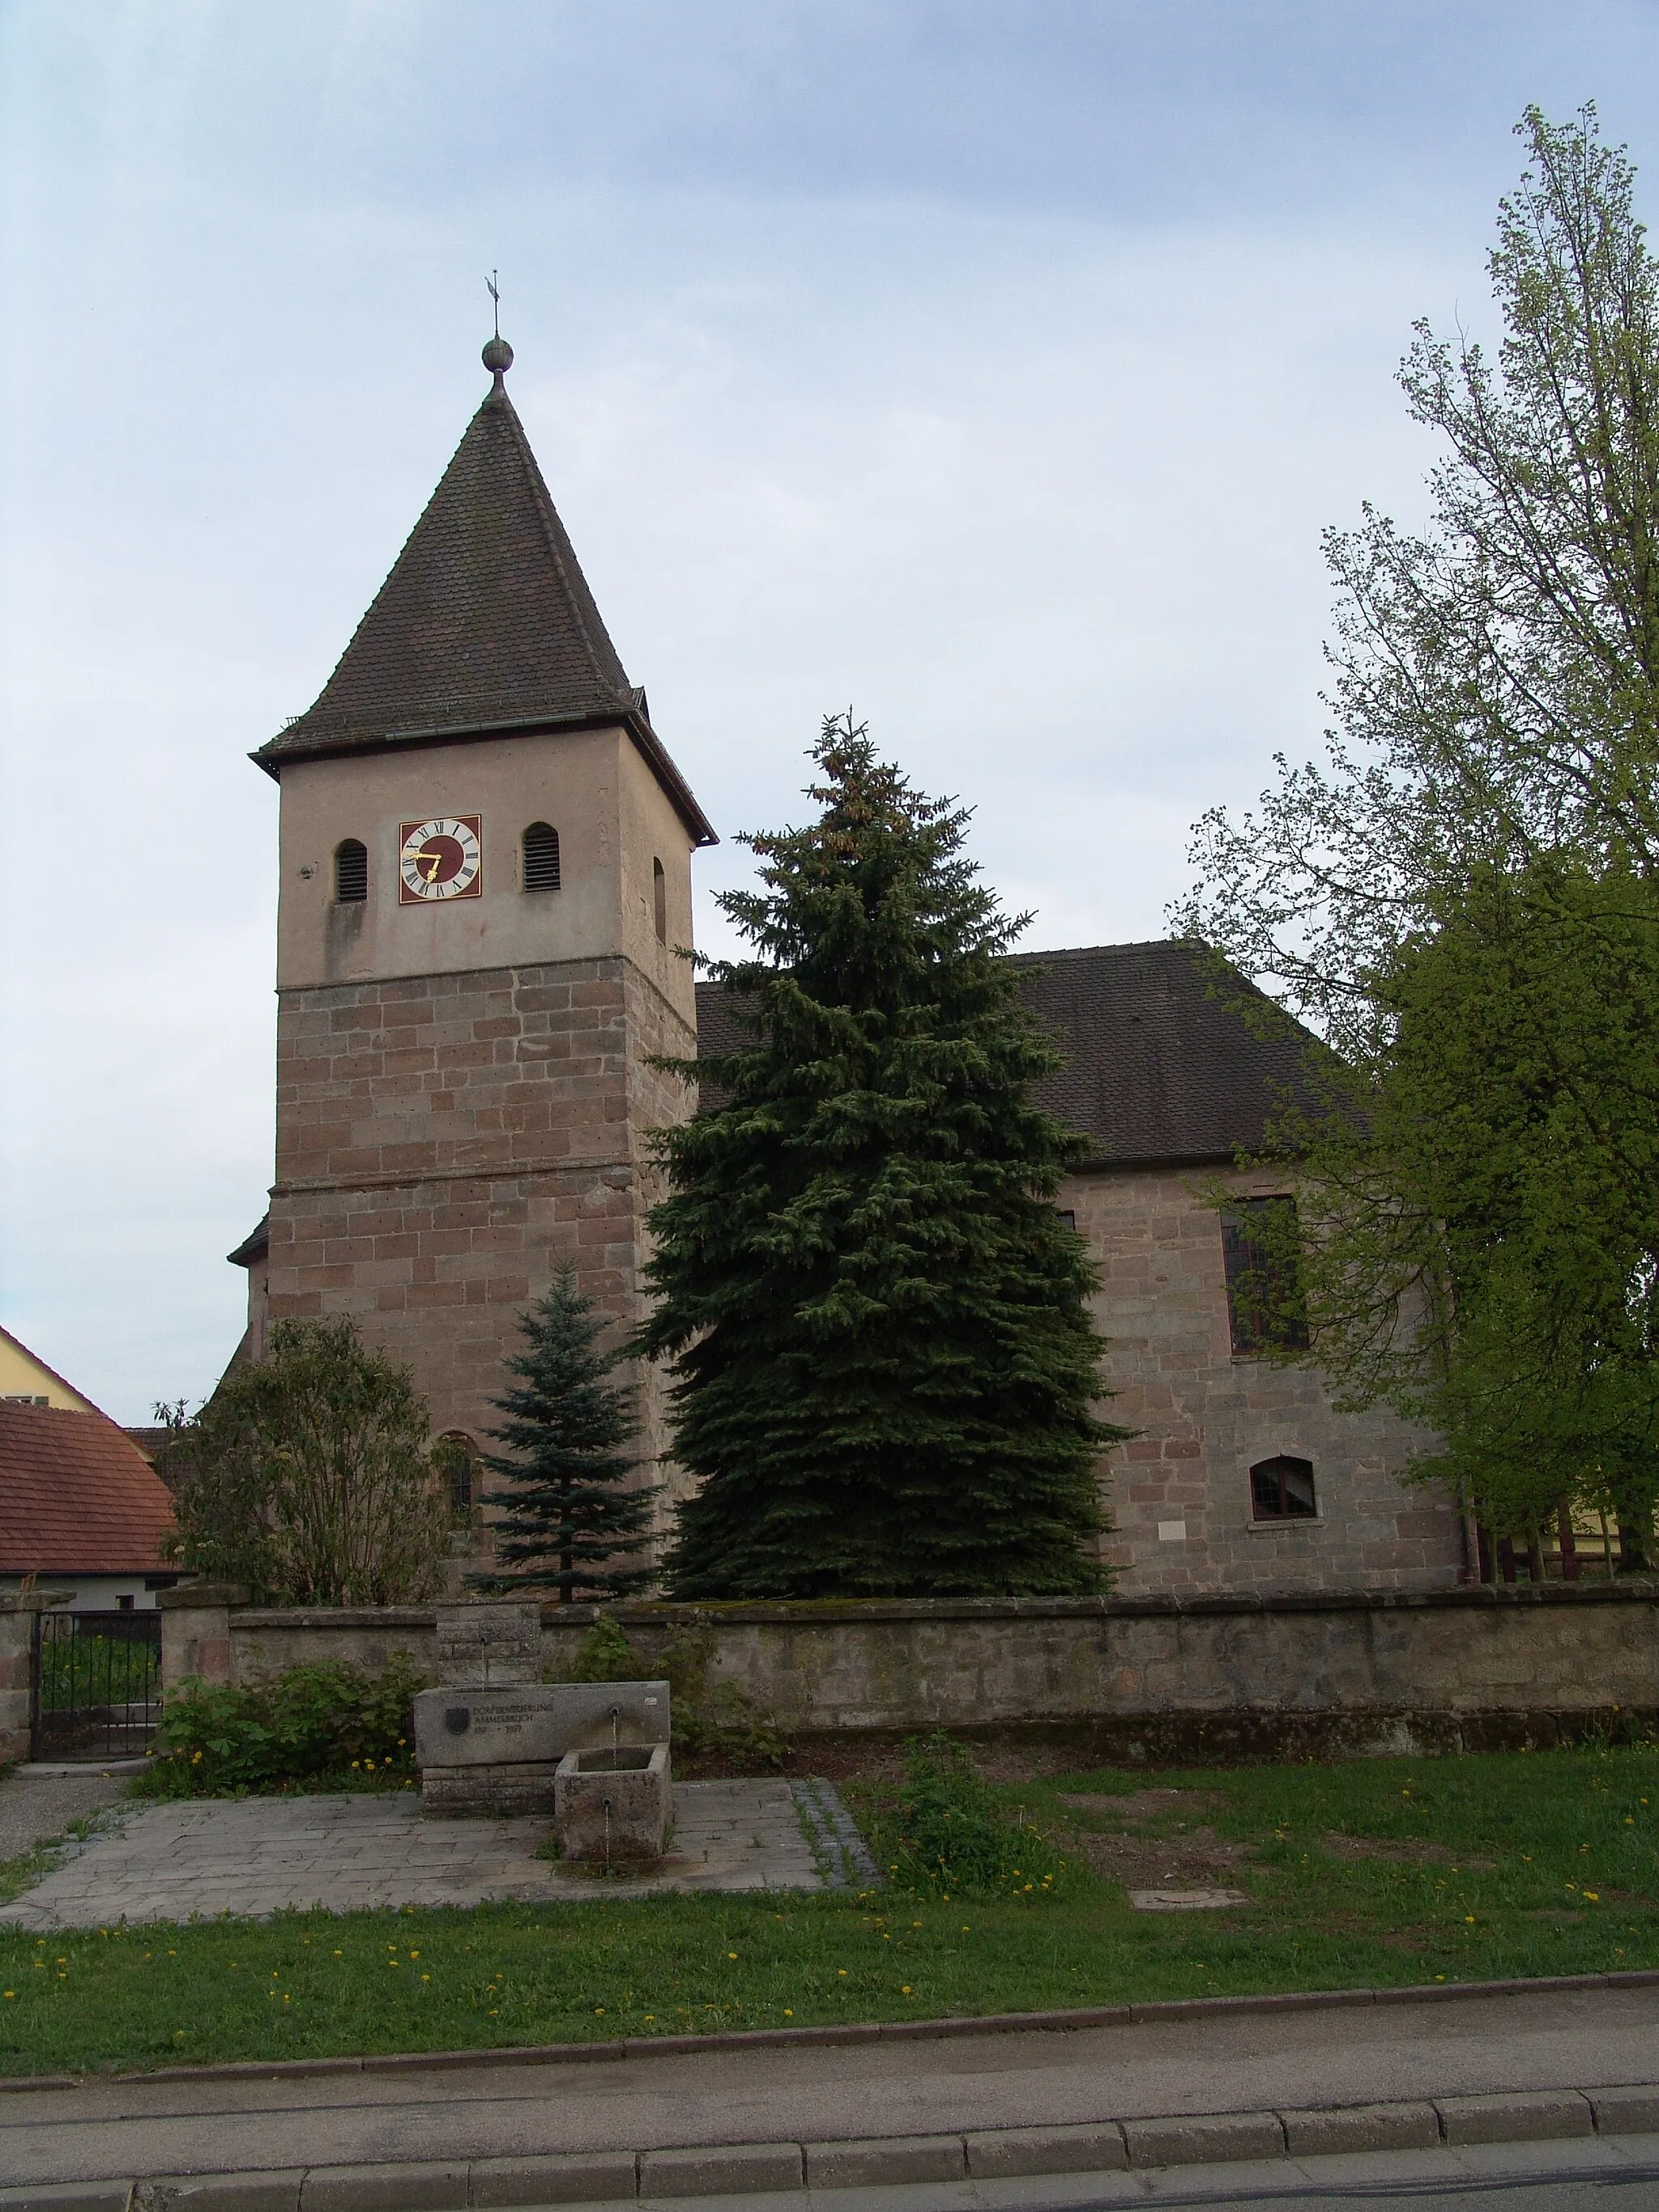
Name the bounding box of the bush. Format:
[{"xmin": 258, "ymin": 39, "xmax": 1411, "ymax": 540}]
[
  {"xmin": 876, "ymin": 1735, "xmax": 1065, "ymax": 1898},
  {"xmin": 131, "ymin": 1657, "xmax": 426, "ymax": 1798},
  {"xmin": 160, "ymin": 1319, "xmax": 451, "ymax": 1605},
  {"xmin": 559, "ymin": 1615, "xmax": 790, "ymax": 1771}
]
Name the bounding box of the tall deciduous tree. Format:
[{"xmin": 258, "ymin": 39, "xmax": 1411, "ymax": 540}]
[
  {"xmin": 639, "ymin": 714, "xmax": 1124, "ymax": 1599},
  {"xmin": 1175, "ymin": 107, "xmax": 1659, "ymax": 1554},
  {"xmin": 162, "ymin": 1319, "xmax": 450, "ymax": 1604},
  {"xmin": 473, "ymin": 1275, "xmax": 655, "ymax": 1600}
]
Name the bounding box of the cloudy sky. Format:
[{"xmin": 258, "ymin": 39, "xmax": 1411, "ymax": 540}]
[{"xmin": 3, "ymin": 1, "xmax": 1658, "ymax": 1420}]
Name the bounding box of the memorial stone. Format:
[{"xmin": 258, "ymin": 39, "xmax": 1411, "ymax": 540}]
[{"xmin": 415, "ymin": 1660, "xmax": 671, "ymax": 1818}]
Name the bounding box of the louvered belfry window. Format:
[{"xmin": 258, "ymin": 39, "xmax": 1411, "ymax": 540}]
[
  {"xmin": 523, "ymin": 821, "xmax": 561, "ymax": 893},
  {"xmin": 334, "ymin": 839, "xmax": 369, "ymax": 902}
]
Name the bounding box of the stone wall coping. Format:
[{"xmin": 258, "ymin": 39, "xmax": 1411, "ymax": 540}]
[
  {"xmin": 216, "ymin": 1583, "xmax": 1659, "ymax": 1630},
  {"xmin": 231, "ymin": 1606, "xmax": 437, "ymax": 1630},
  {"xmin": 157, "ymin": 1583, "xmax": 249, "ymax": 1610}
]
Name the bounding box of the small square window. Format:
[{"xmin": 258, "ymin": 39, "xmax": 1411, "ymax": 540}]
[
  {"xmin": 1056, "ymin": 1209, "xmax": 1077, "ymax": 1231},
  {"xmin": 1251, "ymin": 1455, "xmax": 1317, "ymax": 1520}
]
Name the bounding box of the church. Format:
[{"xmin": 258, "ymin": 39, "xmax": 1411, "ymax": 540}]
[{"xmin": 226, "ymin": 334, "xmax": 1465, "ymax": 1602}]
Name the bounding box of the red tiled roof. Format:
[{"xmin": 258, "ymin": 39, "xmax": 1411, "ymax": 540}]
[{"xmin": 0, "ymin": 1404, "xmax": 175, "ymax": 1575}]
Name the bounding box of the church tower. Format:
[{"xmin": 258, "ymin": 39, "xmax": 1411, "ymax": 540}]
[{"xmin": 245, "ymin": 333, "xmax": 716, "ymax": 1489}]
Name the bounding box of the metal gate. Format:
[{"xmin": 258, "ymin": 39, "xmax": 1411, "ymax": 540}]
[{"xmin": 32, "ymin": 1609, "xmax": 163, "ymax": 1762}]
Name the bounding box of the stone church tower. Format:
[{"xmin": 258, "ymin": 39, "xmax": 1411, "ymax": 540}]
[{"xmin": 240, "ymin": 335, "xmax": 716, "ymax": 1486}]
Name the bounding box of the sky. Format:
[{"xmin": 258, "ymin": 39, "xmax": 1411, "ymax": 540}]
[{"xmin": 4, "ymin": 0, "xmax": 1659, "ymax": 1420}]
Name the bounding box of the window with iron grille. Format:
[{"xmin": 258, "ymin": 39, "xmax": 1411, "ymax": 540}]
[
  {"xmin": 1222, "ymin": 1196, "xmax": 1308, "ymax": 1354},
  {"xmin": 1250, "ymin": 1454, "xmax": 1318, "ymax": 1520},
  {"xmin": 334, "ymin": 839, "xmax": 369, "ymax": 902},
  {"xmin": 522, "ymin": 820, "xmax": 561, "ymax": 893}
]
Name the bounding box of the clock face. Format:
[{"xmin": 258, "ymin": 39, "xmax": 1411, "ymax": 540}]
[{"xmin": 398, "ymin": 816, "xmax": 483, "ymax": 904}]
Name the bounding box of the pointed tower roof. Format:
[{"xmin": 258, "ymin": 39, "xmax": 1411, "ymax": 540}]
[{"xmin": 254, "ymin": 339, "xmax": 715, "ymax": 845}]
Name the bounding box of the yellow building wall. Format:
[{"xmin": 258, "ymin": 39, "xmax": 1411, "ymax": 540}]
[{"xmin": 0, "ymin": 1331, "xmax": 97, "ymax": 1413}]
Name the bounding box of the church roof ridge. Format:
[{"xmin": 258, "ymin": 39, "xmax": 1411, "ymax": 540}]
[{"xmin": 253, "ymin": 344, "xmax": 716, "ymax": 845}]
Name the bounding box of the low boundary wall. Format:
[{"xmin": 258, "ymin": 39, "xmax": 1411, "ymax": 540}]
[{"xmin": 146, "ymin": 1583, "xmax": 1659, "ymax": 1763}]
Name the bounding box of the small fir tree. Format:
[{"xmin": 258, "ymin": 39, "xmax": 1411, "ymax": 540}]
[
  {"xmin": 638, "ymin": 714, "xmax": 1128, "ymax": 1599},
  {"xmin": 473, "ymin": 1276, "xmax": 657, "ymax": 1600}
]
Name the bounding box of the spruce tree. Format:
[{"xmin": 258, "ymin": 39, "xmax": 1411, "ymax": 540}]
[
  {"xmin": 639, "ymin": 714, "xmax": 1127, "ymax": 1599},
  {"xmin": 473, "ymin": 1276, "xmax": 656, "ymax": 1600}
]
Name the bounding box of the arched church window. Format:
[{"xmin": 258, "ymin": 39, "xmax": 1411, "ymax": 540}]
[
  {"xmin": 436, "ymin": 1430, "xmax": 480, "ymax": 1522},
  {"xmin": 653, "ymin": 856, "xmax": 667, "ymax": 944},
  {"xmin": 334, "ymin": 840, "xmax": 369, "ymax": 903},
  {"xmin": 1250, "ymin": 1455, "xmax": 1317, "ymax": 1521},
  {"xmin": 522, "ymin": 821, "xmax": 561, "ymax": 893}
]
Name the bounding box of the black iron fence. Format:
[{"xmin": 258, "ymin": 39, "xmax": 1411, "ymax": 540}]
[{"xmin": 32, "ymin": 1609, "xmax": 163, "ymax": 1761}]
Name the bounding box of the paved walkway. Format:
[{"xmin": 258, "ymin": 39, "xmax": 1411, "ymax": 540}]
[
  {"xmin": 6, "ymin": 1982, "xmax": 1659, "ymax": 2188},
  {"xmin": 0, "ymin": 1779, "xmax": 838, "ymax": 1929}
]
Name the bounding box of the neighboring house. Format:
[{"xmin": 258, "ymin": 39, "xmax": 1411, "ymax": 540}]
[
  {"xmin": 0, "ymin": 1323, "xmax": 100, "ymax": 1413},
  {"xmin": 0, "ymin": 1332, "xmax": 178, "ymax": 1610},
  {"xmin": 222, "ymin": 330, "xmax": 1461, "ymax": 1603}
]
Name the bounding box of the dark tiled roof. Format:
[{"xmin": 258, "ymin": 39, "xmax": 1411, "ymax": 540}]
[
  {"xmin": 251, "ymin": 380, "xmax": 717, "ymax": 844},
  {"xmin": 124, "ymin": 1426, "xmax": 172, "ymax": 1464},
  {"xmin": 257, "ymin": 385, "xmax": 633, "ymax": 762},
  {"xmin": 228, "ymin": 1217, "xmax": 270, "ymax": 1268},
  {"xmin": 0, "ymin": 1404, "xmax": 175, "ymax": 1575},
  {"xmin": 694, "ymin": 940, "xmax": 1317, "ymax": 1167}
]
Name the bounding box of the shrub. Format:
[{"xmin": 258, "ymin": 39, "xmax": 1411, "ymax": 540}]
[
  {"xmin": 160, "ymin": 1319, "xmax": 451, "ymax": 1605},
  {"xmin": 558, "ymin": 1615, "xmax": 789, "ymax": 1771},
  {"xmin": 131, "ymin": 1656, "xmax": 426, "ymax": 1798},
  {"xmin": 877, "ymin": 1735, "xmax": 1065, "ymax": 1898}
]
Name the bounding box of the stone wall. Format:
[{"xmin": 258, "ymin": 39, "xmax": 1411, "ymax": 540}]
[
  {"xmin": 1068, "ymin": 1162, "xmax": 1464, "ymax": 1600},
  {"xmin": 194, "ymin": 1587, "xmax": 1659, "ymax": 1763},
  {"xmin": 265, "ymin": 950, "xmax": 693, "ymax": 1482}
]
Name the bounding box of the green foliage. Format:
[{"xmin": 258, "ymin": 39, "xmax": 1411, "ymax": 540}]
[
  {"xmin": 1176, "ymin": 107, "xmax": 1659, "ymax": 1548},
  {"xmin": 160, "ymin": 1319, "xmax": 450, "ymax": 1605},
  {"xmin": 557, "ymin": 1614, "xmax": 789, "ymax": 1769},
  {"xmin": 36, "ymin": 1634, "xmax": 155, "ymax": 1714},
  {"xmin": 868, "ymin": 1736, "xmax": 1065, "ymax": 1898},
  {"xmin": 471, "ymin": 1276, "xmax": 657, "ymax": 1601},
  {"xmin": 639, "ymin": 714, "xmax": 1126, "ymax": 1599},
  {"xmin": 130, "ymin": 1658, "xmax": 425, "ymax": 1798},
  {"xmin": 565, "ymin": 1614, "xmax": 643, "ymax": 1682}
]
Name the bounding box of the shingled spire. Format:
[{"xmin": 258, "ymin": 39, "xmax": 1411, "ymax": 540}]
[{"xmin": 254, "ymin": 336, "xmax": 710, "ymax": 842}]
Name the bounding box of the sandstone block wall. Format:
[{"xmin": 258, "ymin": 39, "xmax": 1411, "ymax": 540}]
[
  {"xmin": 1066, "ymin": 1165, "xmax": 1464, "ymax": 1600},
  {"xmin": 266, "ymin": 951, "xmax": 693, "ymax": 1463},
  {"xmin": 208, "ymin": 1589, "xmax": 1659, "ymax": 1761}
]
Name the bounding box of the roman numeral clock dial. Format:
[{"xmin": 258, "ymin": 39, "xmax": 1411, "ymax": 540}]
[{"xmin": 398, "ymin": 816, "xmax": 483, "ymax": 904}]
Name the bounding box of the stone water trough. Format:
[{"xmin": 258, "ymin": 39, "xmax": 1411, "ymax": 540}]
[{"xmin": 411, "ymin": 1601, "xmax": 674, "ymax": 1865}]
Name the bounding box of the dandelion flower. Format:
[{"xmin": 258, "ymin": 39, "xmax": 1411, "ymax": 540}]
[{"xmin": 728, "ymin": 1952, "xmax": 738, "ymax": 1960}]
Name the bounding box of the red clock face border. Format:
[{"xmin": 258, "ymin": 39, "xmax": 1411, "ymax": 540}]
[{"xmin": 398, "ymin": 815, "xmax": 484, "ymax": 905}]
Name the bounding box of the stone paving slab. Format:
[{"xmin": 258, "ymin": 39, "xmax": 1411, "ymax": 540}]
[{"xmin": 0, "ymin": 1779, "xmax": 829, "ymax": 1929}]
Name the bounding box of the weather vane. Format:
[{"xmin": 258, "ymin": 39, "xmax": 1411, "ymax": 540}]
[{"xmin": 487, "ymin": 270, "xmax": 501, "ymax": 340}]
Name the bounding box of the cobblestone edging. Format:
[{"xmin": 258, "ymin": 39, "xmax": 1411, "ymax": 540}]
[{"xmin": 6, "ymin": 2082, "xmax": 1659, "ymax": 2209}]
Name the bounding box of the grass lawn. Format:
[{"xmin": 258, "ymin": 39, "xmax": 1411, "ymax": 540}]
[{"xmin": 2, "ymin": 1741, "xmax": 1658, "ymax": 2078}]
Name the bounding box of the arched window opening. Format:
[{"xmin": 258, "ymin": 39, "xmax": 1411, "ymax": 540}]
[
  {"xmin": 437, "ymin": 1430, "xmax": 480, "ymax": 1523},
  {"xmin": 652, "ymin": 856, "xmax": 667, "ymax": 944},
  {"xmin": 334, "ymin": 839, "xmax": 369, "ymax": 903},
  {"xmin": 1250, "ymin": 1455, "xmax": 1317, "ymax": 1521},
  {"xmin": 522, "ymin": 820, "xmax": 561, "ymax": 893}
]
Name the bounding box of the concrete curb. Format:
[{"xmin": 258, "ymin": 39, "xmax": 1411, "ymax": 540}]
[
  {"xmin": 6, "ymin": 2084, "xmax": 1659, "ymax": 2208},
  {"xmin": 6, "ymin": 1965, "xmax": 1659, "ymax": 2097}
]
